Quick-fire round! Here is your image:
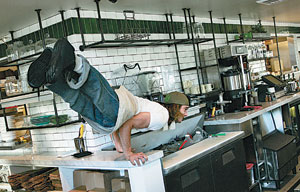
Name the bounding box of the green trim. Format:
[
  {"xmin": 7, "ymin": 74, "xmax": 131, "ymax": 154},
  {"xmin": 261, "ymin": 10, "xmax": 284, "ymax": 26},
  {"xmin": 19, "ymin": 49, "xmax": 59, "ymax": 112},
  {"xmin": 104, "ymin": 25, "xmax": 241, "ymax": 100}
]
[{"xmin": 1, "ymin": 17, "xmax": 300, "ymax": 58}]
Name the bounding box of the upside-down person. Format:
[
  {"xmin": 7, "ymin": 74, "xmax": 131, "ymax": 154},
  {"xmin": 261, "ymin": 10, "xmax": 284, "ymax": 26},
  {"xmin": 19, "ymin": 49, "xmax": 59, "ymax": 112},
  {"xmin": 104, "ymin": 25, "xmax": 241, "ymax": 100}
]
[{"xmin": 27, "ymin": 38, "xmax": 189, "ymax": 166}]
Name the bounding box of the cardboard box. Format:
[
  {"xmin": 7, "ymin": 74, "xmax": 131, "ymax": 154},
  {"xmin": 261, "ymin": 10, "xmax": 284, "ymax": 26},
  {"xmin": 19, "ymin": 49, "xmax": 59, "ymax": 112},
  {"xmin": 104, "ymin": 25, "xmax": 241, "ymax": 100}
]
[
  {"xmin": 69, "ymin": 185, "xmax": 87, "ymax": 192},
  {"xmin": 88, "ymin": 188, "xmax": 105, "ymax": 192},
  {"xmin": 270, "ymin": 59, "xmax": 284, "ymax": 72},
  {"xmin": 73, "ymin": 170, "xmax": 130, "ymax": 191}
]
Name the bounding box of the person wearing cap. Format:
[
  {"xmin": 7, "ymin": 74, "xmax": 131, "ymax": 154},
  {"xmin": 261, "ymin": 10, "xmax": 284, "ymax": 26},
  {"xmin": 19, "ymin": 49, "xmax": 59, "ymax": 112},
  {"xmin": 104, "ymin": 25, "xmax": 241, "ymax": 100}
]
[{"xmin": 27, "ymin": 38, "xmax": 189, "ymax": 166}]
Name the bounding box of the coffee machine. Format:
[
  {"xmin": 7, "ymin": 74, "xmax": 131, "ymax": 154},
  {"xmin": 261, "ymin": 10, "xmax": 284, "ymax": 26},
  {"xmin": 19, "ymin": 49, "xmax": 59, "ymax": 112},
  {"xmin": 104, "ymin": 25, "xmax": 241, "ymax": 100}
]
[
  {"xmin": 218, "ymin": 45, "xmax": 250, "ymax": 112},
  {"xmin": 221, "ymin": 69, "xmax": 244, "ymax": 112}
]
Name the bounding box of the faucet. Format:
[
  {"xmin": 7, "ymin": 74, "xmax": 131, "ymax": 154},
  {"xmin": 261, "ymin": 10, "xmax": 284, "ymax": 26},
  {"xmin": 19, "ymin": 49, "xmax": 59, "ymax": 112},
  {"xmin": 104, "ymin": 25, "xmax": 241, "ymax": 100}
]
[{"xmin": 216, "ymin": 92, "xmax": 231, "ymax": 114}]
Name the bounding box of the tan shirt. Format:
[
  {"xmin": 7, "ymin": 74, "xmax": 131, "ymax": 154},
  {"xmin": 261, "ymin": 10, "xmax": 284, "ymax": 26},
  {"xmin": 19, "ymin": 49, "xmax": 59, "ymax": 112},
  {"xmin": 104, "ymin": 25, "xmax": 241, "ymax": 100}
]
[{"xmin": 85, "ymin": 86, "xmax": 171, "ymax": 134}]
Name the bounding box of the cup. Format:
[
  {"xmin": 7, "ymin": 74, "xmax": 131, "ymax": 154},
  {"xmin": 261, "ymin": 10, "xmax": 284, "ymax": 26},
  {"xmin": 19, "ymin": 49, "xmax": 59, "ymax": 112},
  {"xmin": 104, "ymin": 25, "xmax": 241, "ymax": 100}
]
[
  {"xmin": 191, "ymin": 85, "xmax": 200, "ymax": 94},
  {"xmin": 184, "ymin": 88, "xmax": 191, "ymax": 94},
  {"xmin": 183, "ymin": 80, "xmax": 193, "ymax": 89},
  {"xmin": 74, "ymin": 137, "xmax": 86, "ymax": 153},
  {"xmin": 205, "ymin": 83, "xmax": 214, "ymax": 92},
  {"xmin": 200, "ymin": 84, "xmax": 206, "ymax": 94}
]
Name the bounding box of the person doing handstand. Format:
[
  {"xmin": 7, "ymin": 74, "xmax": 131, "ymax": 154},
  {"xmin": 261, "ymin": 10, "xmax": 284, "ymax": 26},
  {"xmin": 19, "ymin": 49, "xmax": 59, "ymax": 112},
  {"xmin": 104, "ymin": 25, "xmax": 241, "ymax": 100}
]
[{"xmin": 27, "ymin": 38, "xmax": 189, "ymax": 166}]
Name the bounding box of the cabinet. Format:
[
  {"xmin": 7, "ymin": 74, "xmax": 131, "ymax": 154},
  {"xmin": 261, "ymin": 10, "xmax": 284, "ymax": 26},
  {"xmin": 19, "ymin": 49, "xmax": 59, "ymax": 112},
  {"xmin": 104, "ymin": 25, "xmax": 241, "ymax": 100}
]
[
  {"xmin": 164, "ymin": 140, "xmax": 248, "ymax": 192},
  {"xmin": 165, "ymin": 155, "xmax": 214, "ymax": 192},
  {"xmin": 211, "ymin": 139, "xmax": 248, "ymax": 192},
  {"xmin": 284, "ymin": 99, "xmax": 300, "ymax": 152}
]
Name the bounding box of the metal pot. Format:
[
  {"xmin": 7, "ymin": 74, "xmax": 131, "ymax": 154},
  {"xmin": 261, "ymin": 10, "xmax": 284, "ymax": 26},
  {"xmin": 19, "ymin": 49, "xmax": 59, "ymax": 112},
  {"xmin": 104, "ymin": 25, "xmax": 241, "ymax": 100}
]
[{"xmin": 221, "ymin": 70, "xmax": 242, "ymax": 91}]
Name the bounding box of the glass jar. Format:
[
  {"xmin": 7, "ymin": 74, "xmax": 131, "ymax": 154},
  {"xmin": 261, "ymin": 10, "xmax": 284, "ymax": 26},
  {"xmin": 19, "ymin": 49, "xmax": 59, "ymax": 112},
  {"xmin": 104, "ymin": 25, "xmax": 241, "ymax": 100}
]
[{"xmin": 5, "ymin": 76, "xmax": 22, "ymax": 96}]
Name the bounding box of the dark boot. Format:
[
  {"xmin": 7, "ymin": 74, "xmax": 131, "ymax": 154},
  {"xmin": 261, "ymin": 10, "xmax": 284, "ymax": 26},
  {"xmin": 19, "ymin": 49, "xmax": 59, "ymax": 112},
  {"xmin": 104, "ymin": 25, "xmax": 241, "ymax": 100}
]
[
  {"xmin": 27, "ymin": 48, "xmax": 52, "ymax": 88},
  {"xmin": 46, "ymin": 38, "xmax": 75, "ymax": 84}
]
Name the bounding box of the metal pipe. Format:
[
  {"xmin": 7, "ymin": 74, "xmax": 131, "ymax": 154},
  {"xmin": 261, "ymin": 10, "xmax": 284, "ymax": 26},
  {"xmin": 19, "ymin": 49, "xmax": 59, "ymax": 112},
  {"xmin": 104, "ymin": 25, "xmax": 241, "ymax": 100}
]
[
  {"xmin": 35, "ymin": 9, "xmax": 46, "ymax": 48},
  {"xmin": 239, "ymin": 55, "xmax": 248, "ymax": 106},
  {"xmin": 3, "ymin": 109, "xmax": 8, "ymax": 131},
  {"xmin": 165, "ymin": 14, "xmax": 172, "ymax": 40},
  {"xmin": 187, "ymin": 9, "xmax": 202, "ymax": 91},
  {"xmin": 273, "ymin": 16, "xmax": 282, "ymax": 77},
  {"xmin": 238, "ymin": 13, "xmax": 245, "ymax": 44},
  {"xmin": 223, "ymin": 18, "xmax": 229, "ymax": 45},
  {"xmin": 209, "ymin": 11, "xmax": 223, "ymax": 91},
  {"xmin": 170, "ymin": 14, "xmax": 184, "ymax": 92},
  {"xmin": 192, "ymin": 16, "xmax": 204, "ymax": 75},
  {"xmin": 59, "ymin": 10, "xmax": 68, "ymax": 38},
  {"xmin": 182, "ymin": 8, "xmax": 190, "ymax": 39},
  {"xmin": 9, "ymin": 31, "xmax": 14, "ymax": 43},
  {"xmin": 52, "ymin": 95, "xmax": 60, "ymax": 126},
  {"xmin": 95, "ymin": 0, "xmax": 105, "ymax": 41},
  {"xmin": 75, "ymin": 7, "xmax": 86, "ymax": 50}
]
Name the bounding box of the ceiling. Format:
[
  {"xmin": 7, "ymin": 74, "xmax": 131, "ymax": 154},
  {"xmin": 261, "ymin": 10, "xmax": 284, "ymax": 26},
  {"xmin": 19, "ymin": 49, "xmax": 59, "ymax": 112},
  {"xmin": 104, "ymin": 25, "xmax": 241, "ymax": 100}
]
[{"xmin": 1, "ymin": 0, "xmax": 300, "ymax": 38}]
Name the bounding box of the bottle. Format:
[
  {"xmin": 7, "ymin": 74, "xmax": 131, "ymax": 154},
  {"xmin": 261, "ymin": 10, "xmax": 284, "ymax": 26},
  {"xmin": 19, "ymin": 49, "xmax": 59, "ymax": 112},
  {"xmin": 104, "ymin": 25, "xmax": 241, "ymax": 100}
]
[{"xmin": 193, "ymin": 131, "xmax": 203, "ymax": 143}]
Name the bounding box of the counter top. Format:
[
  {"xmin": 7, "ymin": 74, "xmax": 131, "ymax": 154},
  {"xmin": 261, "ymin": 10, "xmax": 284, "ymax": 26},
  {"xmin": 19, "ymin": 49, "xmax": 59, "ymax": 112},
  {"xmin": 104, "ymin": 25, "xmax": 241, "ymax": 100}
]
[
  {"xmin": 162, "ymin": 131, "xmax": 244, "ymax": 174},
  {"xmin": 0, "ymin": 132, "xmax": 243, "ymax": 174},
  {"xmin": 204, "ymin": 92, "xmax": 300, "ymax": 126},
  {"xmin": 0, "ymin": 150, "xmax": 163, "ymax": 170}
]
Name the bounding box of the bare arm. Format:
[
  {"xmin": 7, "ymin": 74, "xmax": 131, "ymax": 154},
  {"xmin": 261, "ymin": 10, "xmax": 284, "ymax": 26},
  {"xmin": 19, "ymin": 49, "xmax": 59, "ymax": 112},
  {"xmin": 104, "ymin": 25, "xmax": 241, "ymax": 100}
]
[
  {"xmin": 111, "ymin": 130, "xmax": 123, "ymax": 152},
  {"xmin": 118, "ymin": 112, "xmax": 150, "ymax": 166}
]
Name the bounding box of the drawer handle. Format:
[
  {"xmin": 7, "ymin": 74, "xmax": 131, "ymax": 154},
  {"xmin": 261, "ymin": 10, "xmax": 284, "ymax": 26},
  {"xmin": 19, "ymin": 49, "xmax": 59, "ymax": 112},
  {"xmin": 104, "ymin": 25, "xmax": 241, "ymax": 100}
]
[{"xmin": 222, "ymin": 149, "xmax": 235, "ymax": 165}]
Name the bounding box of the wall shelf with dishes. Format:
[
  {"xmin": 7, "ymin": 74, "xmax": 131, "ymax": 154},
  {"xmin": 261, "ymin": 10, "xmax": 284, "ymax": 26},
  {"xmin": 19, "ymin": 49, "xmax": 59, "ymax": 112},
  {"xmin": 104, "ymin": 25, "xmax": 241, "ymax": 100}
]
[{"xmin": 1, "ymin": 92, "xmax": 82, "ymax": 131}]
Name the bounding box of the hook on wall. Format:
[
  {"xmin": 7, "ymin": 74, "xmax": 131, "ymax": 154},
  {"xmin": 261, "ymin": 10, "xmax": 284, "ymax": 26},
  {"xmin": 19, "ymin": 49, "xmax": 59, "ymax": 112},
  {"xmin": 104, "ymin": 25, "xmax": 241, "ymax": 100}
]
[{"xmin": 123, "ymin": 63, "xmax": 141, "ymax": 72}]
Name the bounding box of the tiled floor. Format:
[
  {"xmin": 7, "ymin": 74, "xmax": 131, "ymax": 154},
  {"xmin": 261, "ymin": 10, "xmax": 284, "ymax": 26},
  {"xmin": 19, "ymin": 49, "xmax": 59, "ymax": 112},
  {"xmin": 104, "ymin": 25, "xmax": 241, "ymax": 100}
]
[{"xmin": 263, "ymin": 156, "xmax": 300, "ymax": 192}]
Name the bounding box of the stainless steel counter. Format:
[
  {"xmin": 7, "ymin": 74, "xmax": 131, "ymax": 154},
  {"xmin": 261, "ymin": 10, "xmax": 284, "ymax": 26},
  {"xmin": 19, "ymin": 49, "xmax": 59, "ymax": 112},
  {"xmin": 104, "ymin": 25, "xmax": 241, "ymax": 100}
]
[
  {"xmin": 162, "ymin": 131, "xmax": 244, "ymax": 174},
  {"xmin": 204, "ymin": 92, "xmax": 300, "ymax": 126}
]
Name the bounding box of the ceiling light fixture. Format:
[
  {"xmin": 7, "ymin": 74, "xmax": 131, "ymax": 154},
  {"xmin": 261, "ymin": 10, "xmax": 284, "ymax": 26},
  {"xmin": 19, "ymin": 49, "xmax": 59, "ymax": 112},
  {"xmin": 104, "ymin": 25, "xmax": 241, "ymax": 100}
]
[{"xmin": 256, "ymin": 0, "xmax": 286, "ymax": 5}]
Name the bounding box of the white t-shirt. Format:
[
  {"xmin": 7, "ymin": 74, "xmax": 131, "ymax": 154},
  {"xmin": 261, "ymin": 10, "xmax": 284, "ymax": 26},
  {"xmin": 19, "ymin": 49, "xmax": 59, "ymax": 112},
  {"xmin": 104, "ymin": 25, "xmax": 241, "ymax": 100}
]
[{"xmin": 135, "ymin": 96, "xmax": 169, "ymax": 132}]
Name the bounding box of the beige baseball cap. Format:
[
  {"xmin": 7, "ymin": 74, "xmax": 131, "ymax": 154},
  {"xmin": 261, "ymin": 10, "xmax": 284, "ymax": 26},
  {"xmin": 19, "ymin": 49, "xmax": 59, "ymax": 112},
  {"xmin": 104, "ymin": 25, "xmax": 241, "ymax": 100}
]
[{"xmin": 164, "ymin": 91, "xmax": 189, "ymax": 106}]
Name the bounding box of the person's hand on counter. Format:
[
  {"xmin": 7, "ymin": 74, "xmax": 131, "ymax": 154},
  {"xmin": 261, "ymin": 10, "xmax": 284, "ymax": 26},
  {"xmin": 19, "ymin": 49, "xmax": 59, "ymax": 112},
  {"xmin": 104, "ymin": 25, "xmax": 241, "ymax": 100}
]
[
  {"xmin": 126, "ymin": 151, "xmax": 148, "ymax": 166},
  {"xmin": 117, "ymin": 112, "xmax": 151, "ymax": 166}
]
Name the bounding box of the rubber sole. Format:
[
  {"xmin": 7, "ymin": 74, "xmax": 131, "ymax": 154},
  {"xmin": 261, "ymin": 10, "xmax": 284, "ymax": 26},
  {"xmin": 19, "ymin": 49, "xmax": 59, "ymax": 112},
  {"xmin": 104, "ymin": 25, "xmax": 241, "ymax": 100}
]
[
  {"xmin": 27, "ymin": 48, "xmax": 52, "ymax": 88},
  {"xmin": 46, "ymin": 38, "xmax": 75, "ymax": 84}
]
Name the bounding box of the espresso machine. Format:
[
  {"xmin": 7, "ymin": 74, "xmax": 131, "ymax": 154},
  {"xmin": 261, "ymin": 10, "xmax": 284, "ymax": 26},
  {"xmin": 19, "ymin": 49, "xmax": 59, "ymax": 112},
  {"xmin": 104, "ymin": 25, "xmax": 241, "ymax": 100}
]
[{"xmin": 218, "ymin": 45, "xmax": 250, "ymax": 112}]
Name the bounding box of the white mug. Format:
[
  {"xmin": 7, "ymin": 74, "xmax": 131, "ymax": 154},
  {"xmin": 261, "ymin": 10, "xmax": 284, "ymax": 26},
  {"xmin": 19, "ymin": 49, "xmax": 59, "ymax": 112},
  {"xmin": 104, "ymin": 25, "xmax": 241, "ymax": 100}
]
[
  {"xmin": 205, "ymin": 83, "xmax": 214, "ymax": 92},
  {"xmin": 191, "ymin": 85, "xmax": 200, "ymax": 94},
  {"xmin": 183, "ymin": 80, "xmax": 193, "ymax": 88},
  {"xmin": 184, "ymin": 88, "xmax": 191, "ymax": 94},
  {"xmin": 200, "ymin": 84, "xmax": 206, "ymax": 94}
]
